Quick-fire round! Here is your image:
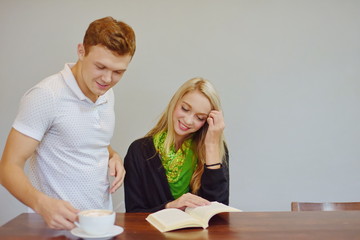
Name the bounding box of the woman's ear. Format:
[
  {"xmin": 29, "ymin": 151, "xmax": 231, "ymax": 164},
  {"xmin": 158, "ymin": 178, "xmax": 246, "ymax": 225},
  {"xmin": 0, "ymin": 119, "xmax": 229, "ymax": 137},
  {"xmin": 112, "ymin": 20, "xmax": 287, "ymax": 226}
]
[{"xmin": 77, "ymin": 43, "xmax": 85, "ymax": 60}]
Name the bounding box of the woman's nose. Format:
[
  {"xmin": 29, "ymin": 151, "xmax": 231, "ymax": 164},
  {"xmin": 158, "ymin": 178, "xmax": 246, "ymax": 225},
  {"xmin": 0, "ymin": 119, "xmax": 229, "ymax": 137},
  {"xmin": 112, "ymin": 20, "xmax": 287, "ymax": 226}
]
[{"xmin": 183, "ymin": 114, "xmax": 193, "ymax": 125}]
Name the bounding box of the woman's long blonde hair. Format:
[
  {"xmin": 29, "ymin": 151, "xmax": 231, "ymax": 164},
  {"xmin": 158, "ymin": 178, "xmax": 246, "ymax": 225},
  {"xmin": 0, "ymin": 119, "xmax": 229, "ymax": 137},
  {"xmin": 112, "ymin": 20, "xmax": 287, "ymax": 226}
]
[{"xmin": 146, "ymin": 77, "xmax": 226, "ymax": 194}]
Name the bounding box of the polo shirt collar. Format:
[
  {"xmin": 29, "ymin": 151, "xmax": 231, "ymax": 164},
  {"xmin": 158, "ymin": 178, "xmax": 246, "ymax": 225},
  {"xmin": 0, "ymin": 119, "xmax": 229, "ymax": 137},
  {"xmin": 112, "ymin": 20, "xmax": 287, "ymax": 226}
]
[{"xmin": 61, "ymin": 63, "xmax": 108, "ymax": 105}]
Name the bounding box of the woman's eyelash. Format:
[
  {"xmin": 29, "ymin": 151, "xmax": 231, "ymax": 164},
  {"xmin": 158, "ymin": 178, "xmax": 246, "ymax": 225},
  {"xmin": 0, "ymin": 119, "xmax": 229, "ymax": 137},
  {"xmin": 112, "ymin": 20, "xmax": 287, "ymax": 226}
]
[{"xmin": 197, "ymin": 116, "xmax": 206, "ymax": 121}]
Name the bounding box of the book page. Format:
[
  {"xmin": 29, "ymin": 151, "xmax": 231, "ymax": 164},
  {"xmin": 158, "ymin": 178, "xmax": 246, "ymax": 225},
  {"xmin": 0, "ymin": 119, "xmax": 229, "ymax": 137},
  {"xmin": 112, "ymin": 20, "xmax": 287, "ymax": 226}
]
[
  {"xmin": 185, "ymin": 201, "xmax": 241, "ymax": 226},
  {"xmin": 146, "ymin": 208, "xmax": 204, "ymax": 232}
]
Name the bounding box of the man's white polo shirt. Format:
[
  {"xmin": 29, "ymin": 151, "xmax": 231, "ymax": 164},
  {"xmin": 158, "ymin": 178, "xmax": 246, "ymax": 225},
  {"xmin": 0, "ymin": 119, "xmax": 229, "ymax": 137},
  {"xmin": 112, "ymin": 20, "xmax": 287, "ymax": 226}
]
[{"xmin": 13, "ymin": 63, "xmax": 114, "ymax": 210}]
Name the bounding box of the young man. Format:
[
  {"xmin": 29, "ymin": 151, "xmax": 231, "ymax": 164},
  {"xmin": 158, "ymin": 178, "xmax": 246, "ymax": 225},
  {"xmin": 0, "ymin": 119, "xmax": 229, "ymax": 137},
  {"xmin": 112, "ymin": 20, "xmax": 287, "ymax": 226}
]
[{"xmin": 0, "ymin": 16, "xmax": 136, "ymax": 230}]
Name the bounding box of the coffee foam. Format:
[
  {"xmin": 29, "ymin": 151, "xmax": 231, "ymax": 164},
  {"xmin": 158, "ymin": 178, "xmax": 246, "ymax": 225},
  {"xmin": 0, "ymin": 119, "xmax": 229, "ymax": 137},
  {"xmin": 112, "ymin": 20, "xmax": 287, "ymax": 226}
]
[{"xmin": 80, "ymin": 210, "xmax": 112, "ymax": 217}]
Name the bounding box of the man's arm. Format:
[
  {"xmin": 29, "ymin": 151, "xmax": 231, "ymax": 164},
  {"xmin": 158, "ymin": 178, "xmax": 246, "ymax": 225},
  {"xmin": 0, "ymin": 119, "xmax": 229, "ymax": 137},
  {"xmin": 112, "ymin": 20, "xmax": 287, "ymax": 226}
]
[
  {"xmin": 107, "ymin": 145, "xmax": 125, "ymax": 193},
  {"xmin": 0, "ymin": 128, "xmax": 78, "ymax": 230}
]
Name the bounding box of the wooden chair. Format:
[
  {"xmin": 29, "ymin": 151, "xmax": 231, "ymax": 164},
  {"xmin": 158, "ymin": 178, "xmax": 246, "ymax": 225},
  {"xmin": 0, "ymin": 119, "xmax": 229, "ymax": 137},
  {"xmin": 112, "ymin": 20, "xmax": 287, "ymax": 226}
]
[{"xmin": 291, "ymin": 202, "xmax": 360, "ymax": 211}]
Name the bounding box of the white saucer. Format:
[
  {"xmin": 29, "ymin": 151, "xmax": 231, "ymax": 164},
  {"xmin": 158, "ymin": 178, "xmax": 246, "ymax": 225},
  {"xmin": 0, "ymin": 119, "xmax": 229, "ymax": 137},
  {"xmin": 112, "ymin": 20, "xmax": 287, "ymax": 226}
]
[{"xmin": 71, "ymin": 225, "xmax": 123, "ymax": 239}]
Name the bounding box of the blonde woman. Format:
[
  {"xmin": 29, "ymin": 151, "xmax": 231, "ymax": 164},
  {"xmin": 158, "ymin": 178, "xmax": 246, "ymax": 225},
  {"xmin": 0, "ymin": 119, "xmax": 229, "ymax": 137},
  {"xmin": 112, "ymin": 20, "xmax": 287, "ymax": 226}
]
[{"xmin": 124, "ymin": 78, "xmax": 229, "ymax": 212}]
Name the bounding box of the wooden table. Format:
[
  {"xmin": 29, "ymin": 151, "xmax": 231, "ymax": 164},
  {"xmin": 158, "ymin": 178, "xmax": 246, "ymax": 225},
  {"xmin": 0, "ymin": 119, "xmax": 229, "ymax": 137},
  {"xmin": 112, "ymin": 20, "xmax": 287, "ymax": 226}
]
[{"xmin": 1, "ymin": 211, "xmax": 360, "ymax": 239}]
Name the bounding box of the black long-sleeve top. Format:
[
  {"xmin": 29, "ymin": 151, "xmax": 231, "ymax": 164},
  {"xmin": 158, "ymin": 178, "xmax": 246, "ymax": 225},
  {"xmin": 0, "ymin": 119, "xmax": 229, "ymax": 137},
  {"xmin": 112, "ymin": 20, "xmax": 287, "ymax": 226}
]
[{"xmin": 124, "ymin": 137, "xmax": 229, "ymax": 213}]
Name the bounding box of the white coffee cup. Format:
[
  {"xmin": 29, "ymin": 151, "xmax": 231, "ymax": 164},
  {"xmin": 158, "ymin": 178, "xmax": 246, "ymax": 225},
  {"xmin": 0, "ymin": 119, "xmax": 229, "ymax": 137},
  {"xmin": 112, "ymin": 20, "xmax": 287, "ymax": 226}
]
[{"xmin": 75, "ymin": 209, "xmax": 115, "ymax": 236}]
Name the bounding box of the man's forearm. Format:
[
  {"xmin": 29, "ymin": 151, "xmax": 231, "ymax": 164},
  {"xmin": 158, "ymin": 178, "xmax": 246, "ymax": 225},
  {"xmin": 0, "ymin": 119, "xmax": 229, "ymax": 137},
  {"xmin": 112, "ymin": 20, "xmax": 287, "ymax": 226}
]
[{"xmin": 0, "ymin": 161, "xmax": 45, "ymax": 212}]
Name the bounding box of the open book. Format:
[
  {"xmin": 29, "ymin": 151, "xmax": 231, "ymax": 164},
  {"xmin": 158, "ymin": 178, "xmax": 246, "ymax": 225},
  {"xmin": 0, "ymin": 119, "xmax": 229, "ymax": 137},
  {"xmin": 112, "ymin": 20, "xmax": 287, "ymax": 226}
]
[{"xmin": 145, "ymin": 201, "xmax": 241, "ymax": 232}]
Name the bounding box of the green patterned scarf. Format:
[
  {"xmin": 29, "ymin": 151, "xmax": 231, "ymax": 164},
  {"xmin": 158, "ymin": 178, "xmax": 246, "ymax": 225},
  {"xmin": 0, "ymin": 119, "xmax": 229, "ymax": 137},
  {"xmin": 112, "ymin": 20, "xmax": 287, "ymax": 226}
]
[{"xmin": 153, "ymin": 131, "xmax": 196, "ymax": 199}]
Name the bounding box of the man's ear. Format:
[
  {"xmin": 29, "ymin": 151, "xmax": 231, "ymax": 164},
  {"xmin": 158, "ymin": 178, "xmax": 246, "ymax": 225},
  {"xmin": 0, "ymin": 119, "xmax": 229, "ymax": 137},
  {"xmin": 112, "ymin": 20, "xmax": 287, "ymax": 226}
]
[{"xmin": 77, "ymin": 43, "xmax": 85, "ymax": 59}]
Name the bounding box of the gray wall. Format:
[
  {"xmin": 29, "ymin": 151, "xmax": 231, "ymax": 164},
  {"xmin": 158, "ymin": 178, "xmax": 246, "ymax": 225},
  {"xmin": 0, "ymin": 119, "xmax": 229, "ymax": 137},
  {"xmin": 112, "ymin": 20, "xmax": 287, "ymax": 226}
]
[{"xmin": 1, "ymin": 0, "xmax": 360, "ymax": 226}]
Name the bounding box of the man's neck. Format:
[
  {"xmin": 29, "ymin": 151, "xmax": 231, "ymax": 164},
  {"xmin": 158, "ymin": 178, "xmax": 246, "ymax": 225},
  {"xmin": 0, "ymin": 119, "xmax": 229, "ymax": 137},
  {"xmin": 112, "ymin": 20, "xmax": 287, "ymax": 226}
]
[{"xmin": 71, "ymin": 62, "xmax": 98, "ymax": 103}]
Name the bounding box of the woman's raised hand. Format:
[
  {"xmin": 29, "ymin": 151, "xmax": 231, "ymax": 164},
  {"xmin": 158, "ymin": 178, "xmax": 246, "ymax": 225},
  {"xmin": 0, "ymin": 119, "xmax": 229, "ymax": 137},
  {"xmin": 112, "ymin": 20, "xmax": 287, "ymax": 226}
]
[{"xmin": 205, "ymin": 110, "xmax": 225, "ymax": 146}]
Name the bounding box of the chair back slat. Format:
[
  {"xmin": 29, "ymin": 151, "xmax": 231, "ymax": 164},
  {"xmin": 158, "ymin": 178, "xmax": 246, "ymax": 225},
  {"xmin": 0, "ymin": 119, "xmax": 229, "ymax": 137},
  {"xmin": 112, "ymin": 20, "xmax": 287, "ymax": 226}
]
[{"xmin": 291, "ymin": 202, "xmax": 360, "ymax": 211}]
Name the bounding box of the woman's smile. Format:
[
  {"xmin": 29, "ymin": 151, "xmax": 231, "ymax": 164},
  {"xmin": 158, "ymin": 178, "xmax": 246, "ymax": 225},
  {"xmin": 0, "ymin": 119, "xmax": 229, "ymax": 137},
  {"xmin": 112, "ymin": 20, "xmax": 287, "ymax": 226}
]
[{"xmin": 178, "ymin": 121, "xmax": 190, "ymax": 131}]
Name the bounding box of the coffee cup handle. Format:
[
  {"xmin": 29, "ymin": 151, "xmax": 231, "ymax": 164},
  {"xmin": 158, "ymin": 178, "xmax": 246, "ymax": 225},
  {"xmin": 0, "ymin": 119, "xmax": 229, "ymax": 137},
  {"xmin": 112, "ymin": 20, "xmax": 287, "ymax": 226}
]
[{"xmin": 74, "ymin": 222, "xmax": 81, "ymax": 228}]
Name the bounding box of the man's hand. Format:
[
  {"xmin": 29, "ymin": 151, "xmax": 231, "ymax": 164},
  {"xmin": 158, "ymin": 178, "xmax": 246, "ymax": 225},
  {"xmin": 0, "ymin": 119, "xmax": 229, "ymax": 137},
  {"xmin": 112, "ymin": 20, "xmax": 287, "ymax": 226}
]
[
  {"xmin": 108, "ymin": 147, "xmax": 125, "ymax": 193},
  {"xmin": 36, "ymin": 195, "xmax": 79, "ymax": 230}
]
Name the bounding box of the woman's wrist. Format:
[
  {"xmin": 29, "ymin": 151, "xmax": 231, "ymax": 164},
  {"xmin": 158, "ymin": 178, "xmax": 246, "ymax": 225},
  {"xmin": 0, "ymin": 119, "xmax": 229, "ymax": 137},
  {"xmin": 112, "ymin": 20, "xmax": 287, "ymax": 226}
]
[
  {"xmin": 205, "ymin": 146, "xmax": 221, "ymax": 169},
  {"xmin": 204, "ymin": 162, "xmax": 222, "ymax": 169},
  {"xmin": 165, "ymin": 201, "xmax": 172, "ymax": 209}
]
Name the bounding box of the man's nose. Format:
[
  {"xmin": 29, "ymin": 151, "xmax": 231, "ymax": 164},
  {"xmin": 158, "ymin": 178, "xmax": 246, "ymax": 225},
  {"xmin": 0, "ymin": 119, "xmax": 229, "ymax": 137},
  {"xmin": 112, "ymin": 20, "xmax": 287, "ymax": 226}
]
[{"xmin": 102, "ymin": 71, "xmax": 112, "ymax": 83}]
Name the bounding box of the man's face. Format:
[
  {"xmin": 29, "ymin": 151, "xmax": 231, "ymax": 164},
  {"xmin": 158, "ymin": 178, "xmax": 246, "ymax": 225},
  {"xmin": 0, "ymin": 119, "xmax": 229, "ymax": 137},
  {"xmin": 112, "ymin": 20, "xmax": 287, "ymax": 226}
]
[{"xmin": 77, "ymin": 44, "xmax": 132, "ymax": 102}]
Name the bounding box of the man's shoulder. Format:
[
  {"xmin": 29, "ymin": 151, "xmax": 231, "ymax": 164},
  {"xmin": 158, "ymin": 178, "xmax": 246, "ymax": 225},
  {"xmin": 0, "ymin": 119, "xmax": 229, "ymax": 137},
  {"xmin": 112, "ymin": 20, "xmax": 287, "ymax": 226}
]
[
  {"xmin": 20, "ymin": 72, "xmax": 64, "ymax": 103},
  {"xmin": 32, "ymin": 72, "xmax": 65, "ymax": 92}
]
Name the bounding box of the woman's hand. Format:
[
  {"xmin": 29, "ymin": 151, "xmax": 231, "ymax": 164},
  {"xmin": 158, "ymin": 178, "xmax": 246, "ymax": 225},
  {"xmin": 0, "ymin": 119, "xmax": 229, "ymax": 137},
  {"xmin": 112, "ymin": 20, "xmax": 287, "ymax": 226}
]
[
  {"xmin": 165, "ymin": 193, "xmax": 210, "ymax": 210},
  {"xmin": 205, "ymin": 110, "xmax": 225, "ymax": 146},
  {"xmin": 204, "ymin": 110, "xmax": 225, "ymax": 168}
]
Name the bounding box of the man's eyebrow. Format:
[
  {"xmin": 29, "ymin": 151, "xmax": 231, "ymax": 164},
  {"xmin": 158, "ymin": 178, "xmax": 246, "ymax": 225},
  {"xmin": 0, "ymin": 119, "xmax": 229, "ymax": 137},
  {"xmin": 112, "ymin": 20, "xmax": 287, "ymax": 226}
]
[
  {"xmin": 94, "ymin": 62, "xmax": 104, "ymax": 66},
  {"xmin": 94, "ymin": 62, "xmax": 128, "ymax": 71}
]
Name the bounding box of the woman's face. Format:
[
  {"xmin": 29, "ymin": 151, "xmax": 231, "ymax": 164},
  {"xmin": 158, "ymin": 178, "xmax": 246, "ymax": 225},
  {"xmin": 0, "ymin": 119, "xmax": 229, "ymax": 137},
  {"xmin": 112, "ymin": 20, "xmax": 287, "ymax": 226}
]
[{"xmin": 172, "ymin": 90, "xmax": 212, "ymax": 144}]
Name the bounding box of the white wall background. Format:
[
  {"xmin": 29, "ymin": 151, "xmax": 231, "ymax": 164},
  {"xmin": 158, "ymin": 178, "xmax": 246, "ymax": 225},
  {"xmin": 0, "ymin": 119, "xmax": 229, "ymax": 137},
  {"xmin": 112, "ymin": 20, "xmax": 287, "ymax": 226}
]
[{"xmin": 1, "ymin": 0, "xmax": 360, "ymax": 226}]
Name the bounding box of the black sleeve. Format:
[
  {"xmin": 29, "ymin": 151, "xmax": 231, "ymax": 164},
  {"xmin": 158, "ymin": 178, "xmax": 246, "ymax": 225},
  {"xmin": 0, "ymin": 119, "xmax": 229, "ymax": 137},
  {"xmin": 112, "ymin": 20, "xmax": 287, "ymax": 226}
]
[
  {"xmin": 124, "ymin": 138, "xmax": 174, "ymax": 213},
  {"xmin": 124, "ymin": 140, "xmax": 147, "ymax": 212},
  {"xmin": 198, "ymin": 146, "xmax": 230, "ymax": 205}
]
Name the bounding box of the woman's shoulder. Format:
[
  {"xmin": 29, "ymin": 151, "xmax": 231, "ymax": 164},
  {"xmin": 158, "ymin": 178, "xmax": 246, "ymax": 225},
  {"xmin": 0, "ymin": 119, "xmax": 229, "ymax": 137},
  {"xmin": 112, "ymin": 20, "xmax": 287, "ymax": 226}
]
[
  {"xmin": 129, "ymin": 136, "xmax": 153, "ymax": 147},
  {"xmin": 126, "ymin": 136, "xmax": 158, "ymax": 164},
  {"xmin": 128, "ymin": 136, "xmax": 156, "ymax": 155}
]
